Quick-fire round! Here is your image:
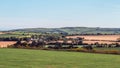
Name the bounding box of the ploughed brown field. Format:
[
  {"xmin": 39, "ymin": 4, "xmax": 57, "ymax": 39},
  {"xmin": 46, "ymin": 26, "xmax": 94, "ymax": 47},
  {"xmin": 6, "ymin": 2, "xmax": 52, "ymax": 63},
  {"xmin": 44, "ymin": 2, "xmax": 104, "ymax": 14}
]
[
  {"xmin": 0, "ymin": 32, "xmax": 6, "ymax": 34},
  {"xmin": 66, "ymin": 35, "xmax": 120, "ymax": 44},
  {"xmin": 0, "ymin": 41, "xmax": 16, "ymax": 48}
]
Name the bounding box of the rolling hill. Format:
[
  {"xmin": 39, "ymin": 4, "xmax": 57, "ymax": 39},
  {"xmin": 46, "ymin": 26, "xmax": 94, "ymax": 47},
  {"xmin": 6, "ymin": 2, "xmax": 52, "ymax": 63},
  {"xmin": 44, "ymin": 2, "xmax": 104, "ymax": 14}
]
[{"xmin": 9, "ymin": 27, "xmax": 120, "ymax": 34}]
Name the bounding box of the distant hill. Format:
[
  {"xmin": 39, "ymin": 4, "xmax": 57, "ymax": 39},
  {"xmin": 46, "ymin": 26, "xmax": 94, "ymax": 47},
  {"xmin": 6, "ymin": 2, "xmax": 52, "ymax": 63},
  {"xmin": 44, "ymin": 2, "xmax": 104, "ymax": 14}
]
[{"xmin": 9, "ymin": 27, "xmax": 120, "ymax": 34}]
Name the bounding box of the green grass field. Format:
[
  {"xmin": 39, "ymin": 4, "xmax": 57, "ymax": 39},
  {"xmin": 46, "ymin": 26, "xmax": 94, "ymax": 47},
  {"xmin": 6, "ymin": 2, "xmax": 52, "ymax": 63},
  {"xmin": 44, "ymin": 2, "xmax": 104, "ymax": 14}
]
[
  {"xmin": 95, "ymin": 47, "xmax": 120, "ymax": 51},
  {"xmin": 0, "ymin": 32, "xmax": 40, "ymax": 38},
  {"xmin": 0, "ymin": 48, "xmax": 120, "ymax": 68}
]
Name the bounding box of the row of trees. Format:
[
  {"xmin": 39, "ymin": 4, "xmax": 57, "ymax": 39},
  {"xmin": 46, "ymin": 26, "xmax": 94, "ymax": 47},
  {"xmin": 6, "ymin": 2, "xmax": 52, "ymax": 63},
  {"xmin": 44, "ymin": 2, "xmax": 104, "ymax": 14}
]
[
  {"xmin": 0, "ymin": 37, "xmax": 31, "ymax": 41},
  {"xmin": 13, "ymin": 34, "xmax": 84, "ymax": 49}
]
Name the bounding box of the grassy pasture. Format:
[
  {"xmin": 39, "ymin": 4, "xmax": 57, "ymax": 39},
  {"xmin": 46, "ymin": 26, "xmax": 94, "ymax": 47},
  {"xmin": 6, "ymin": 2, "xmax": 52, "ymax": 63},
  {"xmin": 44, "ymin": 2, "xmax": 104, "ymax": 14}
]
[
  {"xmin": 0, "ymin": 48, "xmax": 120, "ymax": 68},
  {"xmin": 0, "ymin": 32, "xmax": 35, "ymax": 38},
  {"xmin": 95, "ymin": 47, "xmax": 120, "ymax": 51},
  {"xmin": 0, "ymin": 34, "xmax": 29, "ymax": 38}
]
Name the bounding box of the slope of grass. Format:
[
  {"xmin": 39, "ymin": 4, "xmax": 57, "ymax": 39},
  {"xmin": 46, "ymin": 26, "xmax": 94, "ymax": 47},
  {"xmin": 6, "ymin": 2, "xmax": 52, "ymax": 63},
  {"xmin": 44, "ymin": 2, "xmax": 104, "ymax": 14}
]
[{"xmin": 0, "ymin": 48, "xmax": 120, "ymax": 68}]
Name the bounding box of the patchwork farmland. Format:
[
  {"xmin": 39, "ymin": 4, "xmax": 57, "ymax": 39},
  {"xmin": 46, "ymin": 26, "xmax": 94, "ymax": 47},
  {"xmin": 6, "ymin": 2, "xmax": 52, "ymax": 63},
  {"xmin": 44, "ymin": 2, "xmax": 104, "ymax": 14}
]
[{"xmin": 66, "ymin": 35, "xmax": 120, "ymax": 44}]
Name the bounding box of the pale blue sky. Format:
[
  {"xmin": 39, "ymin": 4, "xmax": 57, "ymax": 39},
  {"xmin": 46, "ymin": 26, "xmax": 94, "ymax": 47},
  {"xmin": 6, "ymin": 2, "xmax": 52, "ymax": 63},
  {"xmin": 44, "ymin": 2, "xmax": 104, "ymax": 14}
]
[{"xmin": 0, "ymin": 0, "xmax": 120, "ymax": 30}]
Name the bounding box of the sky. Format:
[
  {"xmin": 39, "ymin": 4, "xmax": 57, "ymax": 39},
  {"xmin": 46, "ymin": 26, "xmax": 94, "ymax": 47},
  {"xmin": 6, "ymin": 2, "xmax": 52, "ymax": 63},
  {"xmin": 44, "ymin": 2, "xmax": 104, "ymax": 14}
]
[{"xmin": 0, "ymin": 0, "xmax": 120, "ymax": 30}]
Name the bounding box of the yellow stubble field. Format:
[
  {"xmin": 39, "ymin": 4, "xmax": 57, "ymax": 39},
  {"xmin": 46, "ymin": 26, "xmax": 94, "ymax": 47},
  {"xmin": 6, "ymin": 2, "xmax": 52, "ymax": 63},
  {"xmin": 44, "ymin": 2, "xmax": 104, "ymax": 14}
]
[{"xmin": 66, "ymin": 35, "xmax": 120, "ymax": 44}]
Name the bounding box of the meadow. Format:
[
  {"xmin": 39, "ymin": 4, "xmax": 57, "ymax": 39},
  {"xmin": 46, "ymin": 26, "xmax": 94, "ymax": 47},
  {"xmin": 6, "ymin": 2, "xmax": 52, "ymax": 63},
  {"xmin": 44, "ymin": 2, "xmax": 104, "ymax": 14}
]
[{"xmin": 0, "ymin": 48, "xmax": 120, "ymax": 68}]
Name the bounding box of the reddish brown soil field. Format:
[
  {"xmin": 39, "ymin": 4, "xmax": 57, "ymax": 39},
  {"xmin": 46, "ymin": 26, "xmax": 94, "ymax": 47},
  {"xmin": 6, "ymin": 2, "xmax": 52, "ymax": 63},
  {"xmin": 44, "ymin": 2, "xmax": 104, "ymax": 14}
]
[{"xmin": 0, "ymin": 41, "xmax": 16, "ymax": 48}]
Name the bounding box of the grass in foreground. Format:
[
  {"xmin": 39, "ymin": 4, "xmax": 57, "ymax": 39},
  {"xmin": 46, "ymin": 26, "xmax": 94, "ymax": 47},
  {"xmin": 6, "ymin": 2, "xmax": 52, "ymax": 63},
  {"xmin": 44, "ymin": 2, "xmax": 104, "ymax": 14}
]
[{"xmin": 0, "ymin": 48, "xmax": 120, "ymax": 68}]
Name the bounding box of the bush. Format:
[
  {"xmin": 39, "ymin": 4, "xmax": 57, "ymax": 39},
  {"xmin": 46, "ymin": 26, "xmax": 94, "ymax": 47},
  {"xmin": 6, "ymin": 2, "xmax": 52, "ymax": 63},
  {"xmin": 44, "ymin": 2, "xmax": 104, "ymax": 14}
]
[
  {"xmin": 71, "ymin": 48, "xmax": 120, "ymax": 54},
  {"xmin": 94, "ymin": 50, "xmax": 120, "ymax": 54},
  {"xmin": 71, "ymin": 48, "xmax": 89, "ymax": 52}
]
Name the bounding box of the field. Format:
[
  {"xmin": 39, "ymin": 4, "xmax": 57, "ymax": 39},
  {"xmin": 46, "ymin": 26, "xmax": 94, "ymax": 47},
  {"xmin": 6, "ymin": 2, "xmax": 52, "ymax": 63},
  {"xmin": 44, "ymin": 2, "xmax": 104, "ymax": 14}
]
[
  {"xmin": 0, "ymin": 32, "xmax": 6, "ymax": 34},
  {"xmin": 0, "ymin": 41, "xmax": 16, "ymax": 48},
  {"xmin": 66, "ymin": 35, "xmax": 120, "ymax": 44},
  {"xmin": 66, "ymin": 35, "xmax": 120, "ymax": 41},
  {"xmin": 0, "ymin": 31, "xmax": 40, "ymax": 38},
  {"xmin": 83, "ymin": 40, "xmax": 120, "ymax": 44},
  {"xmin": 0, "ymin": 48, "xmax": 120, "ymax": 68},
  {"xmin": 0, "ymin": 33, "xmax": 30, "ymax": 38}
]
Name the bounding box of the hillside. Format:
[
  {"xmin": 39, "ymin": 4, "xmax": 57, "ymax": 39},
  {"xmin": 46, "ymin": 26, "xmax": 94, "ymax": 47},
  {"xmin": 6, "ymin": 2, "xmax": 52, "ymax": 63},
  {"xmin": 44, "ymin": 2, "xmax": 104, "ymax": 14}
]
[{"xmin": 10, "ymin": 27, "xmax": 120, "ymax": 34}]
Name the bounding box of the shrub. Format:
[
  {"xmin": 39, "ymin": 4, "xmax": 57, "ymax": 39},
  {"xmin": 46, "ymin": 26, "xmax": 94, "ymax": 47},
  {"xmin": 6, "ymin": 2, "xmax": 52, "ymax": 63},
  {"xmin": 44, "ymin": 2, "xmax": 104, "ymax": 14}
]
[
  {"xmin": 71, "ymin": 48, "xmax": 120, "ymax": 54},
  {"xmin": 94, "ymin": 50, "xmax": 120, "ymax": 54},
  {"xmin": 71, "ymin": 48, "xmax": 89, "ymax": 52}
]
